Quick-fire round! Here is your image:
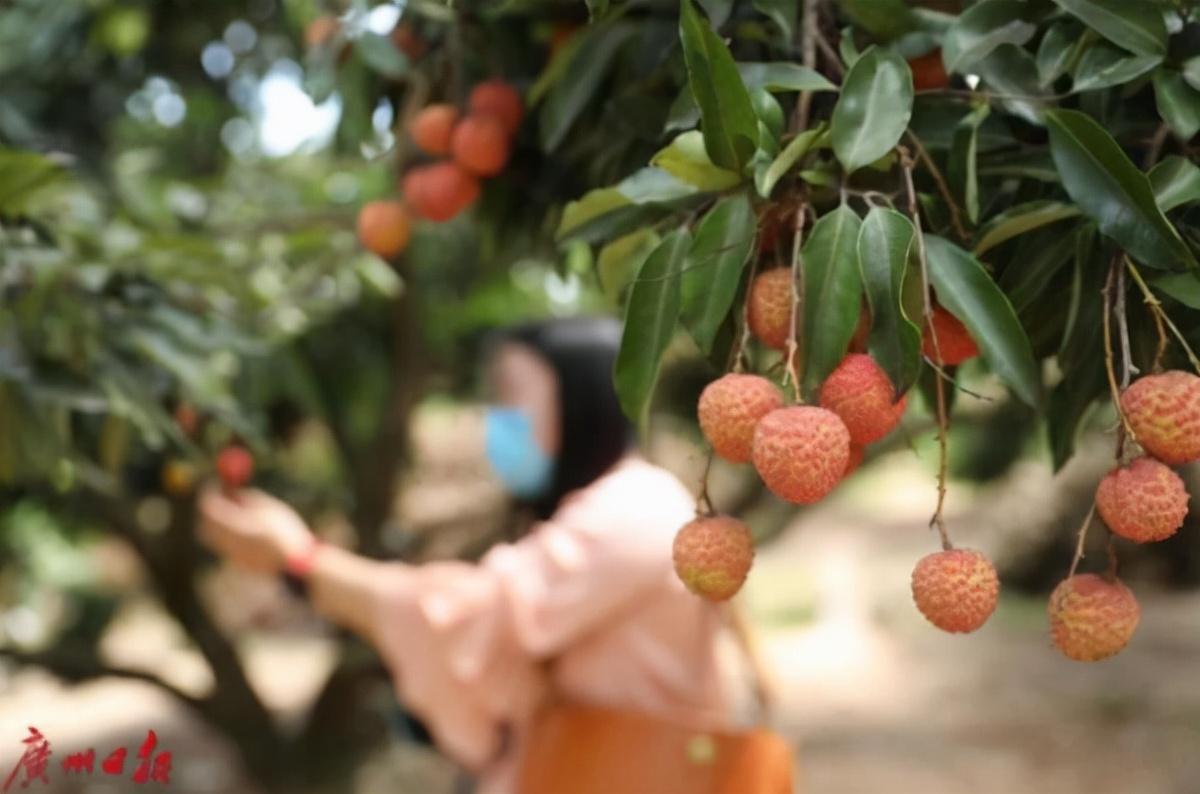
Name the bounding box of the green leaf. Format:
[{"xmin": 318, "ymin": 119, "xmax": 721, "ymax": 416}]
[
  {"xmin": 558, "ymin": 168, "xmax": 696, "ymax": 240},
  {"xmin": 1045, "ymin": 108, "xmax": 1196, "ymax": 270},
  {"xmin": 0, "ymin": 147, "xmax": 67, "ymax": 213},
  {"xmin": 973, "ymin": 200, "xmax": 1082, "ymax": 256},
  {"xmin": 1036, "ymin": 20, "xmax": 1081, "ymax": 87},
  {"xmin": 651, "ymin": 131, "xmax": 744, "ymax": 191},
  {"xmin": 586, "ymin": 0, "xmax": 610, "ymax": 20},
  {"xmin": 835, "ymin": 0, "xmax": 920, "ymax": 41},
  {"xmin": 353, "ymin": 32, "xmax": 409, "ymax": 78},
  {"xmin": 941, "ymin": 0, "xmax": 1035, "ymax": 75},
  {"xmin": 801, "ymin": 206, "xmax": 864, "ymax": 397},
  {"xmin": 1153, "ymin": 68, "xmax": 1200, "ymax": 141},
  {"xmin": 751, "ymin": 89, "xmax": 785, "ymax": 142},
  {"xmin": 681, "ymin": 194, "xmax": 756, "ymax": 353},
  {"xmin": 698, "ymin": 0, "xmax": 733, "ymax": 27},
  {"xmin": 1071, "ymin": 44, "xmax": 1161, "ymax": 92},
  {"xmin": 839, "ymin": 27, "xmax": 861, "ymax": 69},
  {"xmin": 857, "ymin": 208, "xmax": 923, "ymax": 396},
  {"xmin": 1149, "ymin": 156, "xmax": 1200, "ymax": 212},
  {"xmin": 925, "ymin": 236, "xmax": 1041, "ymax": 406},
  {"xmin": 948, "ymin": 103, "xmax": 990, "ymax": 225},
  {"xmin": 597, "ymin": 228, "xmax": 661, "ymax": 302},
  {"xmin": 1000, "ymin": 227, "xmax": 1078, "ymax": 316},
  {"xmin": 1049, "ymin": 0, "xmax": 1167, "ymax": 57},
  {"xmin": 540, "ymin": 23, "xmax": 638, "ymax": 151},
  {"xmin": 614, "ymin": 230, "xmax": 691, "ymax": 421},
  {"xmin": 753, "ymin": 0, "xmax": 797, "ymax": 42},
  {"xmin": 1184, "ymin": 56, "xmax": 1200, "ymax": 92},
  {"xmin": 664, "ymin": 88, "xmax": 701, "ymax": 133},
  {"xmin": 679, "ymin": 0, "xmax": 760, "ymax": 171},
  {"xmin": 1151, "ymin": 272, "xmax": 1200, "ymax": 310},
  {"xmin": 973, "ymin": 44, "xmax": 1045, "ymax": 126},
  {"xmin": 756, "ymin": 124, "xmax": 827, "ymax": 198},
  {"xmin": 830, "ymin": 46, "xmax": 913, "ymax": 174},
  {"xmin": 736, "ymin": 62, "xmax": 838, "ymax": 93}
]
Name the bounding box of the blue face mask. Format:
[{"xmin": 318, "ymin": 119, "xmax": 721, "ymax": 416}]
[{"xmin": 484, "ymin": 407, "xmax": 555, "ymax": 499}]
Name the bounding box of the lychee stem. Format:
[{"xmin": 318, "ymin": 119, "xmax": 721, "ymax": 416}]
[
  {"xmin": 732, "ymin": 248, "xmax": 760, "ymax": 375},
  {"xmin": 695, "ymin": 450, "xmax": 717, "ymax": 517},
  {"xmin": 1067, "ymin": 502, "xmax": 1096, "ymax": 578},
  {"xmin": 783, "ymin": 204, "xmax": 806, "ymax": 403},
  {"xmin": 1125, "ymin": 257, "xmax": 1200, "ymax": 376},
  {"xmin": 1102, "ymin": 256, "xmax": 1139, "ymax": 453}
]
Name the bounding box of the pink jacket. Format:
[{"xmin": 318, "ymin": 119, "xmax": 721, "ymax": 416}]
[{"xmin": 371, "ymin": 457, "xmax": 732, "ymax": 793}]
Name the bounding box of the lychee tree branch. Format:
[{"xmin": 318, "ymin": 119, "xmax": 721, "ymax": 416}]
[
  {"xmin": 1101, "ymin": 255, "xmax": 1137, "ymax": 451},
  {"xmin": 904, "ymin": 130, "xmax": 969, "ymax": 243},
  {"xmin": 784, "ymin": 204, "xmax": 807, "ymax": 402},
  {"xmin": 1125, "ymin": 257, "xmax": 1200, "ymax": 374},
  {"xmin": 1067, "ymin": 502, "xmax": 1096, "ymax": 578}
]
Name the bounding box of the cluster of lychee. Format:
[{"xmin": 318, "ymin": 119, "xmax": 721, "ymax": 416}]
[
  {"xmin": 673, "ymin": 264, "xmax": 985, "ymax": 610},
  {"xmin": 160, "ymin": 401, "xmax": 256, "ymax": 498},
  {"xmin": 1043, "ymin": 369, "xmax": 1200, "ymax": 662},
  {"xmin": 356, "ymin": 79, "xmax": 523, "ymax": 260}
]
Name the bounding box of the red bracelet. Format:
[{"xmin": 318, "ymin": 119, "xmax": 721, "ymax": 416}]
[{"xmin": 284, "ymin": 537, "xmax": 324, "ymax": 580}]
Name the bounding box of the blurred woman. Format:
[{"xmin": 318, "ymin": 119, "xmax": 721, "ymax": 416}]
[{"xmin": 196, "ymin": 317, "xmax": 733, "ymax": 793}]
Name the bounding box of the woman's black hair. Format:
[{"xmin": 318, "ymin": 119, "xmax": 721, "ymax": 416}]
[{"xmin": 490, "ymin": 316, "xmax": 635, "ymax": 519}]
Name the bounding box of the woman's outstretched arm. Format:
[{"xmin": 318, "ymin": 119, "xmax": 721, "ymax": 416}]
[{"xmin": 196, "ymin": 486, "xmax": 399, "ymax": 645}]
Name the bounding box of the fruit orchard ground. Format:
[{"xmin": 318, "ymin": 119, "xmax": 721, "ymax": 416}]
[{"xmin": 2, "ymin": 410, "xmax": 1199, "ymax": 793}]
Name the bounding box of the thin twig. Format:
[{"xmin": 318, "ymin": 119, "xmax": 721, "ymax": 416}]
[
  {"xmin": 1125, "ymin": 257, "xmax": 1200, "ymax": 374},
  {"xmin": 733, "ymin": 252, "xmax": 761, "ymax": 374},
  {"xmin": 784, "ymin": 205, "xmax": 807, "ymax": 401},
  {"xmin": 813, "ymin": 28, "xmax": 844, "ymax": 80},
  {"xmin": 792, "ymin": 0, "xmax": 820, "ymax": 132},
  {"xmin": 1067, "ymin": 502, "xmax": 1097, "ymax": 578},
  {"xmin": 1144, "ymin": 123, "xmax": 1170, "ymax": 170},
  {"xmin": 923, "ymin": 357, "xmax": 996, "ymax": 401},
  {"xmin": 696, "ymin": 451, "xmax": 717, "ymax": 516},
  {"xmin": 905, "ymin": 130, "xmax": 969, "ymax": 242},
  {"xmin": 1102, "ymin": 256, "xmax": 1138, "ymax": 450},
  {"xmin": 1114, "ymin": 262, "xmax": 1136, "ymax": 388}
]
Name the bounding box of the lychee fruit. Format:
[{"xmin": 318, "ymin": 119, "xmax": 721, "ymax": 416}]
[
  {"xmin": 909, "ymin": 49, "xmax": 949, "ymax": 91},
  {"xmin": 408, "ymin": 104, "xmax": 459, "ymax": 156},
  {"xmin": 1095, "ymin": 456, "xmax": 1189, "ymax": 543},
  {"xmin": 1120, "ymin": 370, "xmax": 1200, "ymax": 465},
  {"xmin": 922, "ymin": 304, "xmax": 979, "ymax": 366},
  {"xmin": 672, "ymin": 515, "xmax": 754, "ymax": 601},
  {"xmin": 747, "ymin": 268, "xmax": 793, "ymax": 351},
  {"xmin": 1048, "ymin": 574, "xmax": 1140, "ymax": 662},
  {"xmin": 305, "ymin": 15, "xmax": 340, "ymax": 49},
  {"xmin": 751, "ymin": 406, "xmax": 850, "ymax": 504},
  {"xmin": 216, "ymin": 445, "xmax": 254, "ymax": 491},
  {"xmin": 848, "ymin": 306, "xmax": 871, "ymax": 353},
  {"xmin": 911, "ymin": 548, "xmax": 1000, "ymax": 633},
  {"xmin": 174, "ymin": 402, "xmax": 199, "ymax": 437},
  {"xmin": 451, "ymin": 114, "xmax": 511, "ymax": 177},
  {"xmin": 161, "ymin": 459, "xmax": 197, "ymax": 497},
  {"xmin": 390, "ymin": 22, "xmax": 426, "ymax": 61},
  {"xmin": 697, "ymin": 374, "xmax": 784, "ymax": 464},
  {"xmin": 468, "ymin": 79, "xmax": 524, "ymax": 135},
  {"xmin": 402, "ymin": 162, "xmax": 480, "ymax": 222},
  {"xmin": 844, "ymin": 444, "xmax": 866, "ymax": 477},
  {"xmin": 819, "ymin": 354, "xmax": 908, "ymax": 444},
  {"xmin": 356, "ymin": 200, "xmax": 411, "ymax": 258}
]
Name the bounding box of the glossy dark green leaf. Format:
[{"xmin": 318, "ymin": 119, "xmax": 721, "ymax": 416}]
[
  {"xmin": 1149, "ymin": 156, "xmax": 1200, "ymax": 212},
  {"xmin": 557, "ymin": 168, "xmax": 696, "ymax": 240},
  {"xmin": 353, "ymin": 32, "xmax": 409, "ymax": 78},
  {"xmin": 597, "ymin": 228, "xmax": 660, "ymax": 302},
  {"xmin": 801, "ymin": 206, "xmax": 864, "ymax": 397},
  {"xmin": 540, "ymin": 23, "xmax": 638, "ymax": 151},
  {"xmin": 0, "ymin": 147, "xmax": 66, "ymax": 213},
  {"xmin": 751, "ymin": 88, "xmax": 785, "ymax": 141},
  {"xmin": 925, "ymin": 236, "xmax": 1041, "ymax": 406},
  {"xmin": 941, "ymin": 0, "xmax": 1035, "ymax": 75},
  {"xmin": 755, "ymin": 124, "xmax": 827, "ymax": 198},
  {"xmin": 1184, "ymin": 56, "xmax": 1200, "ymax": 92},
  {"xmin": 1071, "ymin": 43, "xmax": 1161, "ymax": 92},
  {"xmin": 1050, "ymin": 0, "xmax": 1167, "ymax": 57},
  {"xmin": 1152, "ymin": 273, "xmax": 1200, "ymax": 310},
  {"xmin": 835, "ymin": 0, "xmax": 920, "ymax": 41},
  {"xmin": 736, "ymin": 62, "xmax": 838, "ymax": 93},
  {"xmin": 1153, "ymin": 68, "xmax": 1200, "ymax": 141},
  {"xmin": 651, "ymin": 131, "xmax": 743, "ymax": 190},
  {"xmin": 1000, "ymin": 227, "xmax": 1078, "ymax": 315},
  {"xmin": 948, "ymin": 103, "xmax": 990, "ymax": 225},
  {"xmin": 665, "ymin": 88, "xmax": 701, "ymax": 133},
  {"xmin": 1036, "ymin": 20, "xmax": 1081, "ymax": 87},
  {"xmin": 857, "ymin": 208, "xmax": 922, "ymax": 395},
  {"xmin": 614, "ymin": 230, "xmax": 690, "ymax": 421},
  {"xmin": 753, "ymin": 0, "xmax": 797, "ymax": 42},
  {"xmin": 586, "ymin": 0, "xmax": 610, "ymax": 20},
  {"xmin": 974, "ymin": 43, "xmax": 1045, "ymax": 126},
  {"xmin": 699, "ymin": 0, "xmax": 733, "ymax": 27},
  {"xmin": 679, "ymin": 0, "xmax": 759, "ymax": 171},
  {"xmin": 830, "ymin": 46, "xmax": 913, "ymax": 174},
  {"xmin": 973, "ymin": 200, "xmax": 1081, "ymax": 256},
  {"xmin": 681, "ymin": 194, "xmax": 756, "ymax": 353},
  {"xmin": 1045, "ymin": 108, "xmax": 1196, "ymax": 270}
]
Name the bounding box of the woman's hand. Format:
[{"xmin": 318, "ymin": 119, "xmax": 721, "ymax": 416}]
[{"xmin": 197, "ymin": 486, "xmax": 314, "ymax": 575}]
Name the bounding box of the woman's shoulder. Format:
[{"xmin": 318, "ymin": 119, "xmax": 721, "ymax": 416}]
[{"xmin": 556, "ymin": 457, "xmax": 696, "ymax": 539}]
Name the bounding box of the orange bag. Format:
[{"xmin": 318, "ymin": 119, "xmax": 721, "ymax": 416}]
[{"xmin": 516, "ymin": 604, "xmax": 796, "ymax": 794}]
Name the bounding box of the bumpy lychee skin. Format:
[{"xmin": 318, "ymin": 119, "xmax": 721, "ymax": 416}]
[
  {"xmin": 1095, "ymin": 456, "xmax": 1189, "ymax": 543},
  {"xmin": 819, "ymin": 354, "xmax": 908, "ymax": 444},
  {"xmin": 1048, "ymin": 574, "xmax": 1140, "ymax": 662},
  {"xmin": 408, "ymin": 104, "xmax": 459, "ymax": 156},
  {"xmin": 451, "ymin": 114, "xmax": 511, "ymax": 177},
  {"xmin": 216, "ymin": 445, "xmax": 254, "ymax": 490},
  {"xmin": 698, "ymin": 374, "xmax": 784, "ymax": 464},
  {"xmin": 1120, "ymin": 370, "xmax": 1200, "ymax": 465},
  {"xmin": 468, "ymin": 79, "xmax": 524, "ymax": 135},
  {"xmin": 673, "ymin": 515, "xmax": 754, "ymax": 601},
  {"xmin": 747, "ymin": 268, "xmax": 793, "ymax": 351},
  {"xmin": 922, "ymin": 305, "xmax": 979, "ymax": 366},
  {"xmin": 911, "ymin": 549, "xmax": 999, "ymax": 633},
  {"xmin": 752, "ymin": 407, "xmax": 850, "ymax": 504}
]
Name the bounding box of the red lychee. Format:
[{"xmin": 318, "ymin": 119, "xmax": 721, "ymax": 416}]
[
  {"xmin": 922, "ymin": 304, "xmax": 979, "ymax": 366},
  {"xmin": 819, "ymin": 354, "xmax": 907, "ymax": 445},
  {"xmin": 356, "ymin": 200, "xmax": 411, "ymax": 258},
  {"xmin": 451, "ymin": 114, "xmax": 511, "ymax": 177},
  {"xmin": 216, "ymin": 445, "xmax": 254, "ymax": 490},
  {"xmin": 751, "ymin": 406, "xmax": 850, "ymax": 504},
  {"xmin": 1048, "ymin": 574, "xmax": 1140, "ymax": 662},
  {"xmin": 909, "ymin": 49, "xmax": 949, "ymax": 92},
  {"xmin": 672, "ymin": 515, "xmax": 755, "ymax": 601},
  {"xmin": 1095, "ymin": 456, "xmax": 1189, "ymax": 544},
  {"xmin": 747, "ymin": 268, "xmax": 793, "ymax": 351},
  {"xmin": 402, "ymin": 162, "xmax": 480, "ymax": 222},
  {"xmin": 911, "ymin": 549, "xmax": 999, "ymax": 633},
  {"xmin": 698, "ymin": 374, "xmax": 784, "ymax": 464},
  {"xmin": 1120, "ymin": 370, "xmax": 1200, "ymax": 465},
  {"xmin": 408, "ymin": 103, "xmax": 459, "ymax": 156},
  {"xmin": 844, "ymin": 444, "xmax": 866, "ymax": 477},
  {"xmin": 468, "ymin": 79, "xmax": 524, "ymax": 135}
]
